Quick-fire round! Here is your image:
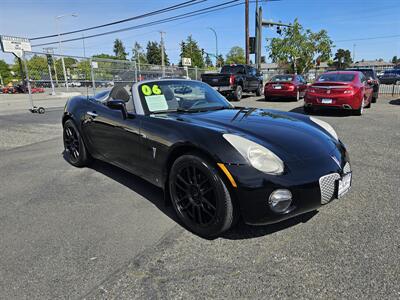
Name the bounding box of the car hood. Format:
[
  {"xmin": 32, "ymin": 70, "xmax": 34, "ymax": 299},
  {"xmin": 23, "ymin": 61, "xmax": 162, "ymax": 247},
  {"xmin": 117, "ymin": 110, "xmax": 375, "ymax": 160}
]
[{"xmin": 164, "ymin": 108, "xmax": 338, "ymax": 162}]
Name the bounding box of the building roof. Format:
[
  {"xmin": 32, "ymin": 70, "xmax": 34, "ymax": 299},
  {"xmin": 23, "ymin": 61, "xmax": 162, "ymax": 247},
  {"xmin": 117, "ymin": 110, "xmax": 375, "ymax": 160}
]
[{"xmin": 351, "ymin": 60, "xmax": 394, "ymax": 68}]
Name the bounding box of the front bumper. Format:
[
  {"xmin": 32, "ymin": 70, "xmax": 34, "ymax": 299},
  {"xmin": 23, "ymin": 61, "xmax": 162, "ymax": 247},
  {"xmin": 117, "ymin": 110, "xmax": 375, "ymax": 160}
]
[{"xmin": 225, "ymin": 144, "xmax": 351, "ymax": 225}]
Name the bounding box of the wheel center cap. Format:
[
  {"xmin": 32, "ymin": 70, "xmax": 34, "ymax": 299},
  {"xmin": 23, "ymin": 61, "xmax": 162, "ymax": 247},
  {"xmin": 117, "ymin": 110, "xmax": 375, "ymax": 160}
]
[{"xmin": 189, "ymin": 185, "xmax": 201, "ymax": 204}]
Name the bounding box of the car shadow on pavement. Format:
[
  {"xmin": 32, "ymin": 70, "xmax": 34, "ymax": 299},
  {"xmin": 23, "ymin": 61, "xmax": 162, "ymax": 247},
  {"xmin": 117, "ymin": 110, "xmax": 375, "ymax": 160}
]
[
  {"xmin": 62, "ymin": 154, "xmax": 319, "ymax": 240},
  {"xmin": 83, "ymin": 158, "xmax": 181, "ymax": 224},
  {"xmin": 389, "ymin": 98, "xmax": 400, "ymax": 105},
  {"xmin": 289, "ymin": 106, "xmax": 354, "ymax": 117},
  {"xmin": 222, "ymin": 211, "xmax": 318, "ymax": 240}
]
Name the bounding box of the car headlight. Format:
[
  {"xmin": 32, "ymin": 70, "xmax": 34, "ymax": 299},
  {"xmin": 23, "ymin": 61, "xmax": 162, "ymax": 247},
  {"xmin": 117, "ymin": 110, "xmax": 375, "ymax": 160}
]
[
  {"xmin": 310, "ymin": 116, "xmax": 338, "ymax": 141},
  {"xmin": 223, "ymin": 134, "xmax": 284, "ymax": 175}
]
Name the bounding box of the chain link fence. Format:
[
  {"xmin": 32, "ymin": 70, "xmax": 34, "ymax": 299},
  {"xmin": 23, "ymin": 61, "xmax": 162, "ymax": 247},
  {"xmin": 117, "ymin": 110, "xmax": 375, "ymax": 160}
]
[
  {"xmin": 17, "ymin": 52, "xmax": 211, "ymax": 104},
  {"xmin": 2, "ymin": 51, "xmax": 399, "ymax": 111}
]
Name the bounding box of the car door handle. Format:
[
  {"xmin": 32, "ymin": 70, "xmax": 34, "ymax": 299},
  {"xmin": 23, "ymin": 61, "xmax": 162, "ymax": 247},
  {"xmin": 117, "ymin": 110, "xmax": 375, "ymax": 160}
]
[{"xmin": 87, "ymin": 111, "xmax": 98, "ymax": 117}]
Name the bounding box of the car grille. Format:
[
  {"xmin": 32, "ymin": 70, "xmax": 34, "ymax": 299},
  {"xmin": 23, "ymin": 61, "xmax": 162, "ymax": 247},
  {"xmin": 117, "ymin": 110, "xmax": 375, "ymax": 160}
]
[
  {"xmin": 343, "ymin": 162, "xmax": 351, "ymax": 174},
  {"xmin": 319, "ymin": 173, "xmax": 341, "ymax": 205},
  {"xmin": 319, "ymin": 163, "xmax": 351, "ymax": 205}
]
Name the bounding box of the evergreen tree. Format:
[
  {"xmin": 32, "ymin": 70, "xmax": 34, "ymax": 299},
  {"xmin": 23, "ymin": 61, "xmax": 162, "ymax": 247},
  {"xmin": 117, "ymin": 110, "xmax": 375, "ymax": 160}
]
[
  {"xmin": 330, "ymin": 48, "xmax": 353, "ymax": 69},
  {"xmin": 179, "ymin": 35, "xmax": 204, "ymax": 68},
  {"xmin": 113, "ymin": 39, "xmax": 128, "ymax": 60},
  {"xmin": 205, "ymin": 54, "xmax": 213, "ymax": 68},
  {"xmin": 216, "ymin": 54, "xmax": 224, "ymax": 67},
  {"xmin": 146, "ymin": 41, "xmax": 169, "ymax": 65}
]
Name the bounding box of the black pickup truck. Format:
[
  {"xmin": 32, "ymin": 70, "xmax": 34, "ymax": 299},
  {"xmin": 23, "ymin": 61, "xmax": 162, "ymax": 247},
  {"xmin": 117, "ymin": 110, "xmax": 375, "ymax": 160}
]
[{"xmin": 201, "ymin": 64, "xmax": 263, "ymax": 101}]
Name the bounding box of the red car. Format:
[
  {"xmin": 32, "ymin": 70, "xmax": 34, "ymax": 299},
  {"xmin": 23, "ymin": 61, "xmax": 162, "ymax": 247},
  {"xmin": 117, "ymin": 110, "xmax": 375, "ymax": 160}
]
[
  {"xmin": 304, "ymin": 71, "xmax": 373, "ymax": 116},
  {"xmin": 264, "ymin": 74, "xmax": 308, "ymax": 101}
]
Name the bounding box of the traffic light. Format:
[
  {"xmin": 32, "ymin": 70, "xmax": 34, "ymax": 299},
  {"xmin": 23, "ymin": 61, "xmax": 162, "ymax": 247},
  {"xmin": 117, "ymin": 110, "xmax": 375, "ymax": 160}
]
[
  {"xmin": 276, "ymin": 26, "xmax": 282, "ymax": 35},
  {"xmin": 249, "ymin": 37, "xmax": 256, "ymax": 54},
  {"xmin": 182, "ymin": 42, "xmax": 186, "ymax": 51},
  {"xmin": 46, "ymin": 54, "xmax": 53, "ymax": 65},
  {"xmin": 201, "ymin": 48, "xmax": 205, "ymax": 56}
]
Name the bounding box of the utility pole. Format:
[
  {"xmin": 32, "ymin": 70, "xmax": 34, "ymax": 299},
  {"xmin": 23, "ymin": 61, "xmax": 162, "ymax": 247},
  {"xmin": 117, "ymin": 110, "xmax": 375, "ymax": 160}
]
[
  {"xmin": 245, "ymin": 0, "xmax": 249, "ymax": 64},
  {"xmin": 353, "ymin": 44, "xmax": 356, "ymax": 62},
  {"xmin": 82, "ymin": 34, "xmax": 86, "ymax": 57},
  {"xmin": 159, "ymin": 31, "xmax": 166, "ymax": 77}
]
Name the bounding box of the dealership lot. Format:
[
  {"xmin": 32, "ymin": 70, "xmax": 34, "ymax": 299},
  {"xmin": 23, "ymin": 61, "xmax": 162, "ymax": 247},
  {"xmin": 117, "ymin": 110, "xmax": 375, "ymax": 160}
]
[{"xmin": 0, "ymin": 94, "xmax": 399, "ymax": 298}]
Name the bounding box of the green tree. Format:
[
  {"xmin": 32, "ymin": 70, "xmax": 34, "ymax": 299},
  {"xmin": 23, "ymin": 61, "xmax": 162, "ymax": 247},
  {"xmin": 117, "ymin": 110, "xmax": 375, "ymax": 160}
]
[
  {"xmin": 179, "ymin": 35, "xmax": 204, "ymax": 68},
  {"xmin": 131, "ymin": 42, "xmax": 148, "ymax": 64},
  {"xmin": 113, "ymin": 39, "xmax": 128, "ymax": 60},
  {"xmin": 268, "ymin": 19, "xmax": 333, "ymax": 74},
  {"xmin": 225, "ymin": 46, "xmax": 246, "ymax": 64},
  {"xmin": 0, "ymin": 59, "xmax": 12, "ymax": 85},
  {"xmin": 26, "ymin": 55, "xmax": 47, "ymax": 80},
  {"xmin": 392, "ymin": 56, "xmax": 398, "ymax": 64},
  {"xmin": 146, "ymin": 41, "xmax": 169, "ymax": 65},
  {"xmin": 330, "ymin": 48, "xmax": 353, "ymax": 69},
  {"xmin": 93, "ymin": 53, "xmax": 116, "ymax": 60}
]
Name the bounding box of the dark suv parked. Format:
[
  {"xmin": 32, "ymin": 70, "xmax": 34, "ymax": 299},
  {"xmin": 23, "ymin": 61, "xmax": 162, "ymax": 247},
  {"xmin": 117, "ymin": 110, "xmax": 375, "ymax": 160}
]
[
  {"xmin": 347, "ymin": 68, "xmax": 379, "ymax": 103},
  {"xmin": 378, "ymin": 69, "xmax": 400, "ymax": 85}
]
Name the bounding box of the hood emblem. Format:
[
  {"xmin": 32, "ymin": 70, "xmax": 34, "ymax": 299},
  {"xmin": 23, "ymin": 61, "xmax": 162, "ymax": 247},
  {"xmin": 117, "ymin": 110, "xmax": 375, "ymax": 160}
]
[
  {"xmin": 331, "ymin": 156, "xmax": 341, "ymax": 168},
  {"xmin": 326, "ymin": 89, "xmax": 331, "ymax": 94}
]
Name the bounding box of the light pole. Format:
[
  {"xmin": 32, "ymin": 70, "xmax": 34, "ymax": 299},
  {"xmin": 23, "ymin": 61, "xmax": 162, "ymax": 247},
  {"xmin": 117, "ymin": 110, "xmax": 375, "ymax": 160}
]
[
  {"xmin": 55, "ymin": 13, "xmax": 78, "ymax": 91},
  {"xmin": 159, "ymin": 31, "xmax": 166, "ymax": 77},
  {"xmin": 208, "ymin": 27, "xmax": 219, "ymax": 66}
]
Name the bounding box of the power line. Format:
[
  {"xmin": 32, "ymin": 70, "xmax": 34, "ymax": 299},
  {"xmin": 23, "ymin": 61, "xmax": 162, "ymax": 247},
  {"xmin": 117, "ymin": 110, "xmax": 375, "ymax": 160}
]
[
  {"xmin": 334, "ymin": 34, "xmax": 400, "ymax": 43},
  {"xmin": 32, "ymin": 0, "xmax": 243, "ymax": 47},
  {"xmin": 31, "ymin": 0, "xmax": 206, "ymax": 40}
]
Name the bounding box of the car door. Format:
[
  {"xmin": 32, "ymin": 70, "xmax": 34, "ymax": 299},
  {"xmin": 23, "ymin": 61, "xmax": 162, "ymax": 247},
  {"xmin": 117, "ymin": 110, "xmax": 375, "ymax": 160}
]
[
  {"xmin": 359, "ymin": 73, "xmax": 372, "ymax": 104},
  {"xmin": 82, "ymin": 99, "xmax": 143, "ymax": 175}
]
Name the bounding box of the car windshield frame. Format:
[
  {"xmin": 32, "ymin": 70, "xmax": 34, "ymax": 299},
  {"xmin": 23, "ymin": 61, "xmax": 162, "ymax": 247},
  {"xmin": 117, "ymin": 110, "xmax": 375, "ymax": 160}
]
[
  {"xmin": 136, "ymin": 80, "xmax": 234, "ymax": 115},
  {"xmin": 317, "ymin": 73, "xmax": 356, "ymax": 82}
]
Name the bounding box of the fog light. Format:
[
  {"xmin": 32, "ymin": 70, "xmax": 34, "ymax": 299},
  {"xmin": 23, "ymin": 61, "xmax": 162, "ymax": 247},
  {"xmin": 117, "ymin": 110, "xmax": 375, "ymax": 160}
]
[{"xmin": 268, "ymin": 189, "xmax": 292, "ymax": 213}]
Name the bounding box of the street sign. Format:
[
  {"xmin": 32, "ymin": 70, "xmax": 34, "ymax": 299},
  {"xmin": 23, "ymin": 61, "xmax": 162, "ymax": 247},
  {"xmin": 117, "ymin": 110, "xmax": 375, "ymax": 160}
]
[
  {"xmin": 91, "ymin": 61, "xmax": 98, "ymax": 69},
  {"xmin": 182, "ymin": 57, "xmax": 192, "ymax": 66},
  {"xmin": 0, "ymin": 35, "xmax": 31, "ymax": 58}
]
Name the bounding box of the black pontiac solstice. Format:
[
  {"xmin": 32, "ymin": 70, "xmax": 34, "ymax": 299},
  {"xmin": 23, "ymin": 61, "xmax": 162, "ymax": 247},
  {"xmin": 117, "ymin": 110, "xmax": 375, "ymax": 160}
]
[{"xmin": 62, "ymin": 79, "xmax": 352, "ymax": 237}]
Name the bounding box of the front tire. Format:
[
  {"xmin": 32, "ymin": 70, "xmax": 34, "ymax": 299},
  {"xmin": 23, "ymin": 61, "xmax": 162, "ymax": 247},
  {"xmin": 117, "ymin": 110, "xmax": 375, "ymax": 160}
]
[
  {"xmin": 169, "ymin": 154, "xmax": 235, "ymax": 238},
  {"xmin": 63, "ymin": 119, "xmax": 92, "ymax": 167}
]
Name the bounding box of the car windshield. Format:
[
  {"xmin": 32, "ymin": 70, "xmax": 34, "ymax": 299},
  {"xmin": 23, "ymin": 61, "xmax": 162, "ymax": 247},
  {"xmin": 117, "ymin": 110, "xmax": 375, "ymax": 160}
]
[
  {"xmin": 270, "ymin": 75, "xmax": 294, "ymax": 82},
  {"xmin": 138, "ymin": 80, "xmax": 233, "ymax": 113},
  {"xmin": 220, "ymin": 65, "xmax": 245, "ymax": 74},
  {"xmin": 317, "ymin": 73, "xmax": 355, "ymax": 82}
]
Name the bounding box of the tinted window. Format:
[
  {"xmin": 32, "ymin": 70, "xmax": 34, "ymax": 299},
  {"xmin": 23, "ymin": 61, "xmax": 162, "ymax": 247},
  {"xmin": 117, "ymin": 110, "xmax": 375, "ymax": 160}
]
[
  {"xmin": 317, "ymin": 73, "xmax": 355, "ymax": 82},
  {"xmin": 270, "ymin": 75, "xmax": 294, "ymax": 82},
  {"xmin": 348, "ymin": 69, "xmax": 375, "ymax": 79},
  {"xmin": 221, "ymin": 65, "xmax": 245, "ymax": 74}
]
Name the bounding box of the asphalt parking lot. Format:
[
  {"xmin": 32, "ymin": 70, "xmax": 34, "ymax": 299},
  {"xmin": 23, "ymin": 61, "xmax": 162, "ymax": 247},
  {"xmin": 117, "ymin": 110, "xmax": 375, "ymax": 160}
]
[{"xmin": 1, "ymin": 93, "xmax": 399, "ymax": 299}]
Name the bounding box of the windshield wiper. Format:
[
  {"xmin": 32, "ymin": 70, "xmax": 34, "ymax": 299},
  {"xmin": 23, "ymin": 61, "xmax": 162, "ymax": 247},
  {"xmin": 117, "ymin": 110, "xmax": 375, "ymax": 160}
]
[{"xmin": 177, "ymin": 106, "xmax": 228, "ymax": 113}]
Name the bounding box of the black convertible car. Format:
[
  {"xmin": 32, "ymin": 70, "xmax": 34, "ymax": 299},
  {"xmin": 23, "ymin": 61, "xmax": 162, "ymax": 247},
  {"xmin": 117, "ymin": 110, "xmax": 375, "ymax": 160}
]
[{"xmin": 63, "ymin": 79, "xmax": 352, "ymax": 237}]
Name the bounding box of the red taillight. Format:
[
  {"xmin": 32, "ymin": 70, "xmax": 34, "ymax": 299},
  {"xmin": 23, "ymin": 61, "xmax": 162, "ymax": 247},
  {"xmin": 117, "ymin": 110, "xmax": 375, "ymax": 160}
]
[
  {"xmin": 286, "ymin": 83, "xmax": 295, "ymax": 91},
  {"xmin": 343, "ymin": 87, "xmax": 354, "ymax": 94},
  {"xmin": 229, "ymin": 75, "xmax": 235, "ymax": 86}
]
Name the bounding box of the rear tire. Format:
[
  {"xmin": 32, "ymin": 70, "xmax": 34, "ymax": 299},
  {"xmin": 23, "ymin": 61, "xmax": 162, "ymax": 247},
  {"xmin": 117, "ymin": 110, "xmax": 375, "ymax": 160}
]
[
  {"xmin": 63, "ymin": 119, "xmax": 92, "ymax": 167},
  {"xmin": 256, "ymin": 83, "xmax": 263, "ymax": 96},
  {"xmin": 353, "ymin": 98, "xmax": 365, "ymax": 116},
  {"xmin": 233, "ymin": 85, "xmax": 243, "ymax": 101},
  {"xmin": 169, "ymin": 154, "xmax": 235, "ymax": 238}
]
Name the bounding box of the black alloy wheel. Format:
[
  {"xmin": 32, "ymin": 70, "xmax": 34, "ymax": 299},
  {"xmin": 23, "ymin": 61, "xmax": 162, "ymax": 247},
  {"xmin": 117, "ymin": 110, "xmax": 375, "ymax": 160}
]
[
  {"xmin": 63, "ymin": 119, "xmax": 91, "ymax": 167},
  {"xmin": 169, "ymin": 154, "xmax": 235, "ymax": 238}
]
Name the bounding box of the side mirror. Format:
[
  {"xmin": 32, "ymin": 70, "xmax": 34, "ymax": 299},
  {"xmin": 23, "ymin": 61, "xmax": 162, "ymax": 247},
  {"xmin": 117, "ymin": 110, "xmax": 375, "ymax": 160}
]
[
  {"xmin": 367, "ymin": 79, "xmax": 373, "ymax": 85},
  {"xmin": 107, "ymin": 99, "xmax": 128, "ymax": 119}
]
